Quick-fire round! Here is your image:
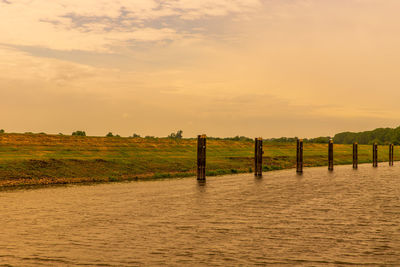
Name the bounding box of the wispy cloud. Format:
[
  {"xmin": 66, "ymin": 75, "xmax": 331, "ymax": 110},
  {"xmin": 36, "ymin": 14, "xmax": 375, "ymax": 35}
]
[{"xmin": 0, "ymin": 0, "xmax": 261, "ymax": 52}]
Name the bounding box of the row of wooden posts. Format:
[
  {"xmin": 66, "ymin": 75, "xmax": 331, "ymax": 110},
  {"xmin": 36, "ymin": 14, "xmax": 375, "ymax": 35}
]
[
  {"xmin": 197, "ymin": 135, "xmax": 396, "ymax": 180},
  {"xmin": 295, "ymin": 140, "xmax": 394, "ymax": 173}
]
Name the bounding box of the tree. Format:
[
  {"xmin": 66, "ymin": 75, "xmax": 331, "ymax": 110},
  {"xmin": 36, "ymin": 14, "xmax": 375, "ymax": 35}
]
[
  {"xmin": 0, "ymin": 129, "xmax": 4, "ymax": 134},
  {"xmin": 106, "ymin": 132, "xmax": 114, "ymax": 137},
  {"xmin": 333, "ymin": 126, "xmax": 400, "ymax": 144},
  {"xmin": 306, "ymin": 136, "xmax": 330, "ymax": 144},
  {"xmin": 168, "ymin": 130, "xmax": 183, "ymax": 139},
  {"xmin": 132, "ymin": 133, "xmax": 141, "ymax": 138},
  {"xmin": 72, "ymin": 130, "xmax": 86, "ymax": 136}
]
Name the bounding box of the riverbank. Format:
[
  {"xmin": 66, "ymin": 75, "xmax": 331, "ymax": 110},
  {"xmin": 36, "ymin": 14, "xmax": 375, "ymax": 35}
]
[{"xmin": 0, "ymin": 133, "xmax": 396, "ymax": 187}]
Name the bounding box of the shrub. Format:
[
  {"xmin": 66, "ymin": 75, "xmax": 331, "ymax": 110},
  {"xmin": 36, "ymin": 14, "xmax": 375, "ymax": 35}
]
[
  {"xmin": 0, "ymin": 129, "xmax": 4, "ymax": 134},
  {"xmin": 168, "ymin": 130, "xmax": 183, "ymax": 139},
  {"xmin": 72, "ymin": 130, "xmax": 86, "ymax": 136},
  {"xmin": 224, "ymin": 136, "xmax": 253, "ymax": 142},
  {"xmin": 106, "ymin": 132, "xmax": 114, "ymax": 137}
]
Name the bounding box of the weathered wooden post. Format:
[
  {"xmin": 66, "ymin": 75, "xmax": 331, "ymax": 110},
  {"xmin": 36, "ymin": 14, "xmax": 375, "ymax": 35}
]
[
  {"xmin": 373, "ymin": 143, "xmax": 378, "ymax": 167},
  {"xmin": 254, "ymin": 138, "xmax": 258, "ymax": 176},
  {"xmin": 197, "ymin": 135, "xmax": 206, "ymax": 180},
  {"xmin": 389, "ymin": 144, "xmax": 394, "ymax": 166},
  {"xmin": 353, "ymin": 142, "xmax": 358, "ymax": 169},
  {"xmin": 392, "ymin": 144, "xmax": 395, "ymax": 166},
  {"xmin": 254, "ymin": 137, "xmax": 263, "ymax": 177},
  {"xmin": 296, "ymin": 139, "xmax": 303, "ymax": 173},
  {"xmin": 328, "ymin": 139, "xmax": 334, "ymax": 171}
]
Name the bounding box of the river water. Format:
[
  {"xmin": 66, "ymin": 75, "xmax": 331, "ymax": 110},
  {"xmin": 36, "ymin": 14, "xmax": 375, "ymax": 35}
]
[{"xmin": 0, "ymin": 164, "xmax": 399, "ymax": 266}]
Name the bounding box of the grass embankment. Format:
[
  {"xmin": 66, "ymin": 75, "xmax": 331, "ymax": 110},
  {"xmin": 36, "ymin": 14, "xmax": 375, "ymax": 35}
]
[{"xmin": 0, "ymin": 133, "xmax": 396, "ymax": 187}]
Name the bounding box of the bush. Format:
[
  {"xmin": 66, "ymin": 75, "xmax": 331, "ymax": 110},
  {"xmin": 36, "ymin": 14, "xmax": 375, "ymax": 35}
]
[
  {"xmin": 72, "ymin": 130, "xmax": 86, "ymax": 136},
  {"xmin": 0, "ymin": 129, "xmax": 4, "ymax": 134},
  {"xmin": 106, "ymin": 132, "xmax": 114, "ymax": 137},
  {"xmin": 132, "ymin": 133, "xmax": 141, "ymax": 138},
  {"xmin": 225, "ymin": 136, "xmax": 253, "ymax": 142},
  {"xmin": 168, "ymin": 130, "xmax": 183, "ymax": 139}
]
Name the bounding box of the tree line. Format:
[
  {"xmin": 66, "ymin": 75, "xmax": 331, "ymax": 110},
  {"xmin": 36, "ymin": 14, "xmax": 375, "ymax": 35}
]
[
  {"xmin": 333, "ymin": 127, "xmax": 400, "ymax": 145},
  {"xmin": 72, "ymin": 130, "xmax": 184, "ymax": 139},
  {"xmin": 2, "ymin": 127, "xmax": 400, "ymax": 144},
  {"xmin": 263, "ymin": 127, "xmax": 400, "ymax": 145}
]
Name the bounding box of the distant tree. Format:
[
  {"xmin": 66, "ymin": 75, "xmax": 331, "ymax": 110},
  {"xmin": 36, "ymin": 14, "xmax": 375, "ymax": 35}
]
[
  {"xmin": 168, "ymin": 130, "xmax": 183, "ymax": 139},
  {"xmin": 106, "ymin": 132, "xmax": 114, "ymax": 137},
  {"xmin": 176, "ymin": 130, "xmax": 183, "ymax": 139},
  {"xmin": 132, "ymin": 133, "xmax": 141, "ymax": 138},
  {"xmin": 306, "ymin": 136, "xmax": 331, "ymax": 144},
  {"xmin": 333, "ymin": 127, "xmax": 400, "ymax": 145},
  {"xmin": 72, "ymin": 130, "xmax": 86, "ymax": 136},
  {"xmin": 0, "ymin": 129, "xmax": 4, "ymax": 134},
  {"xmin": 225, "ymin": 136, "xmax": 253, "ymax": 142}
]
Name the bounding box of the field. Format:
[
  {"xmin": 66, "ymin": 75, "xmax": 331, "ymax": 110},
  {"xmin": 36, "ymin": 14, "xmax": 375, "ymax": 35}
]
[{"xmin": 0, "ymin": 133, "xmax": 397, "ymax": 187}]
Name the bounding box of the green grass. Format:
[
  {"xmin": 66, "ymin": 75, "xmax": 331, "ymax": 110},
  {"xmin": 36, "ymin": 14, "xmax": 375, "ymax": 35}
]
[{"xmin": 0, "ymin": 133, "xmax": 396, "ymax": 187}]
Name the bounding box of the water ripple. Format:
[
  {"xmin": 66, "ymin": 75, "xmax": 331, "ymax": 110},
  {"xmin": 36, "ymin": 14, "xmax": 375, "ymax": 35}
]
[{"xmin": 0, "ymin": 164, "xmax": 399, "ymax": 265}]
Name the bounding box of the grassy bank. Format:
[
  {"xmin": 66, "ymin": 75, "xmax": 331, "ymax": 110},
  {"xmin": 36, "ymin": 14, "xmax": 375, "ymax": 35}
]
[{"xmin": 0, "ymin": 133, "xmax": 397, "ymax": 187}]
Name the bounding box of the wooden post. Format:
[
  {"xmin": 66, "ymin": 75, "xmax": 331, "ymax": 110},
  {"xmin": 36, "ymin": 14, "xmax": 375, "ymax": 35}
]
[
  {"xmin": 389, "ymin": 144, "xmax": 394, "ymax": 166},
  {"xmin": 373, "ymin": 143, "xmax": 378, "ymax": 168},
  {"xmin": 197, "ymin": 135, "xmax": 206, "ymax": 180},
  {"xmin": 254, "ymin": 138, "xmax": 258, "ymax": 176},
  {"xmin": 353, "ymin": 142, "xmax": 358, "ymax": 169},
  {"xmin": 392, "ymin": 144, "xmax": 395, "ymax": 166},
  {"xmin": 296, "ymin": 139, "xmax": 303, "ymax": 173},
  {"xmin": 328, "ymin": 139, "xmax": 334, "ymax": 171},
  {"xmin": 254, "ymin": 137, "xmax": 263, "ymax": 177}
]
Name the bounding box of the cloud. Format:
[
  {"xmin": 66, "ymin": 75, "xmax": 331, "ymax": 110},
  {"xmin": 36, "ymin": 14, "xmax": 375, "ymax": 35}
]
[{"xmin": 0, "ymin": 0, "xmax": 261, "ymax": 52}]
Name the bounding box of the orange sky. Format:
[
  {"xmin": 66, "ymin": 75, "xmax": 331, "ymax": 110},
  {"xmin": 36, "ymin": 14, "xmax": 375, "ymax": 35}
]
[{"xmin": 1, "ymin": 0, "xmax": 400, "ymax": 138}]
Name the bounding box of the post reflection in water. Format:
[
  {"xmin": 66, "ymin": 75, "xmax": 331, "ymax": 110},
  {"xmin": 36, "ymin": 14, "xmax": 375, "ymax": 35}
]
[{"xmin": 197, "ymin": 180, "xmax": 207, "ymax": 188}]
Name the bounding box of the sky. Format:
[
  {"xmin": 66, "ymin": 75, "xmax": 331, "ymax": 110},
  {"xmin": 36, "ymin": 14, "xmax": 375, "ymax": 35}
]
[{"xmin": 1, "ymin": 0, "xmax": 400, "ymax": 138}]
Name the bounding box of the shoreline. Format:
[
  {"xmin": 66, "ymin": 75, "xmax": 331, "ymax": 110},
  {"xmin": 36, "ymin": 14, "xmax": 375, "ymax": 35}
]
[
  {"xmin": 0, "ymin": 133, "xmax": 396, "ymax": 190},
  {"xmin": 0, "ymin": 160, "xmax": 395, "ymax": 190}
]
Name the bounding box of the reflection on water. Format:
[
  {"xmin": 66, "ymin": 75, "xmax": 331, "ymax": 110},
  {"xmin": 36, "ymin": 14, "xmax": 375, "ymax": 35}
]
[
  {"xmin": 0, "ymin": 164, "xmax": 400, "ymax": 266},
  {"xmin": 195, "ymin": 180, "xmax": 207, "ymax": 198}
]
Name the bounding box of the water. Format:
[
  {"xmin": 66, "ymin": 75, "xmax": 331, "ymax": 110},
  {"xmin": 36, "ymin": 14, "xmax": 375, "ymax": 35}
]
[{"xmin": 0, "ymin": 164, "xmax": 399, "ymax": 266}]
